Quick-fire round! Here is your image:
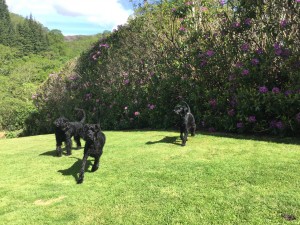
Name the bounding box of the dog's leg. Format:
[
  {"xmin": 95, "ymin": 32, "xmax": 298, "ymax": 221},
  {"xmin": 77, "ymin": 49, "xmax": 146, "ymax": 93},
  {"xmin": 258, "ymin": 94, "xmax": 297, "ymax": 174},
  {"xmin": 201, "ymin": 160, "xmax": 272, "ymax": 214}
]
[
  {"xmin": 91, "ymin": 149, "xmax": 103, "ymax": 172},
  {"xmin": 91, "ymin": 156, "xmax": 100, "ymax": 172},
  {"xmin": 182, "ymin": 128, "xmax": 188, "ymax": 146},
  {"xmin": 55, "ymin": 133, "xmax": 63, "ymax": 157},
  {"xmin": 74, "ymin": 135, "xmax": 81, "ymax": 149},
  {"xmin": 56, "ymin": 145, "xmax": 62, "ymax": 157},
  {"xmin": 65, "ymin": 135, "xmax": 72, "ymax": 155},
  {"xmin": 78, "ymin": 153, "xmax": 89, "ymax": 184},
  {"xmin": 180, "ymin": 126, "xmax": 184, "ymax": 141},
  {"xmin": 191, "ymin": 125, "xmax": 196, "ymax": 136}
]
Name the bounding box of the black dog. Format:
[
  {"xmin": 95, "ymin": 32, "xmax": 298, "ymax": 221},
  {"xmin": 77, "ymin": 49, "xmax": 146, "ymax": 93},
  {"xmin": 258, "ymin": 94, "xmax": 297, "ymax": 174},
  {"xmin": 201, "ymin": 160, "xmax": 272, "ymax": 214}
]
[
  {"xmin": 54, "ymin": 108, "xmax": 86, "ymax": 157},
  {"xmin": 174, "ymin": 101, "xmax": 196, "ymax": 146},
  {"xmin": 77, "ymin": 123, "xmax": 106, "ymax": 184}
]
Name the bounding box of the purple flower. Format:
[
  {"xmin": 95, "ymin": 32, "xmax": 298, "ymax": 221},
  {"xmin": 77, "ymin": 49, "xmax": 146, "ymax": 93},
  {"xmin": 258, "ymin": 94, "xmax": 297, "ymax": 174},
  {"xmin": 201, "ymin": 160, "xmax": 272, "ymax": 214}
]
[
  {"xmin": 241, "ymin": 43, "xmax": 249, "ymax": 52},
  {"xmin": 134, "ymin": 111, "xmax": 140, "ymax": 116},
  {"xmin": 232, "ymin": 22, "xmax": 240, "ymax": 28},
  {"xmin": 259, "ymin": 86, "xmax": 268, "ymax": 93},
  {"xmin": 200, "ymin": 60, "xmax": 207, "ymax": 67},
  {"xmin": 148, "ymin": 104, "xmax": 155, "ymax": 110},
  {"xmin": 31, "ymin": 94, "xmax": 37, "ymax": 100},
  {"xmin": 185, "ymin": 1, "xmax": 193, "ymax": 5},
  {"xmin": 99, "ymin": 43, "xmax": 109, "ymax": 48},
  {"xmin": 242, "ymin": 69, "xmax": 249, "ymax": 75},
  {"xmin": 235, "ymin": 62, "xmax": 244, "ymax": 68},
  {"xmin": 296, "ymin": 0, "xmax": 300, "ymax": 2},
  {"xmin": 270, "ymin": 120, "xmax": 285, "ymax": 129},
  {"xmin": 256, "ymin": 48, "xmax": 264, "ymax": 54},
  {"xmin": 124, "ymin": 79, "xmax": 130, "ymax": 84},
  {"xmin": 172, "ymin": 8, "xmax": 176, "ymax": 12},
  {"xmin": 244, "ymin": 18, "xmax": 252, "ymax": 26},
  {"xmin": 275, "ymin": 48, "xmax": 283, "ymax": 56},
  {"xmin": 251, "ymin": 58, "xmax": 259, "ymax": 65},
  {"xmin": 219, "ymin": 0, "xmax": 225, "ymax": 6},
  {"xmin": 272, "ymin": 87, "xmax": 280, "ymax": 94},
  {"xmin": 274, "ymin": 42, "xmax": 281, "ymax": 50},
  {"xmin": 179, "ymin": 26, "xmax": 186, "ymax": 32},
  {"xmin": 237, "ymin": 122, "xmax": 244, "ymax": 128},
  {"xmin": 206, "ymin": 50, "xmax": 215, "ymax": 57},
  {"xmin": 296, "ymin": 112, "xmax": 300, "ymax": 123},
  {"xmin": 248, "ymin": 116, "xmax": 256, "ymax": 123},
  {"xmin": 284, "ymin": 90, "xmax": 293, "ymax": 96},
  {"xmin": 280, "ymin": 20, "xmax": 288, "ymax": 28},
  {"xmin": 209, "ymin": 99, "xmax": 217, "ymax": 108},
  {"xmin": 228, "ymin": 109, "xmax": 235, "ymax": 116},
  {"xmin": 276, "ymin": 121, "xmax": 284, "ymax": 130}
]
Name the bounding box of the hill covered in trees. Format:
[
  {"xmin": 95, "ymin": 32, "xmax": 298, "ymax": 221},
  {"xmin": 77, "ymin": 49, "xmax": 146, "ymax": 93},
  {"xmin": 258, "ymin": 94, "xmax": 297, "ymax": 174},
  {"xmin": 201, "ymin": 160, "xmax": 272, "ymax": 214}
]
[{"xmin": 0, "ymin": 0, "xmax": 106, "ymax": 137}]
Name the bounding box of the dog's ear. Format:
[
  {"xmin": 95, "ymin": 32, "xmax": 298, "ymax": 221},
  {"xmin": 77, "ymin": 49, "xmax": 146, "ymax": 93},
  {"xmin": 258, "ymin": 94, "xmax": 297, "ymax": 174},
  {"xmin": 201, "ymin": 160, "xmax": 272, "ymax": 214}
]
[
  {"xmin": 95, "ymin": 124, "xmax": 101, "ymax": 132},
  {"xmin": 182, "ymin": 106, "xmax": 188, "ymax": 115}
]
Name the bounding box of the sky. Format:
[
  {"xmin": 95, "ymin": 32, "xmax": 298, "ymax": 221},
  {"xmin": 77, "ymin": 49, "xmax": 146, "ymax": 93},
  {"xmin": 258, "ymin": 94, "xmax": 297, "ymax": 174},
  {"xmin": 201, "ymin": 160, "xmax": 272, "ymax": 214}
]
[{"xmin": 6, "ymin": 0, "xmax": 135, "ymax": 35}]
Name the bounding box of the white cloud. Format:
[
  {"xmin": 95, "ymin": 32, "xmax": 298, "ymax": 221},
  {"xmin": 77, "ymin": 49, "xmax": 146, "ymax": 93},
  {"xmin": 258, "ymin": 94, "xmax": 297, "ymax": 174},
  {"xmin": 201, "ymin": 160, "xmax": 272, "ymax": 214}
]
[{"xmin": 6, "ymin": 0, "xmax": 133, "ymax": 34}]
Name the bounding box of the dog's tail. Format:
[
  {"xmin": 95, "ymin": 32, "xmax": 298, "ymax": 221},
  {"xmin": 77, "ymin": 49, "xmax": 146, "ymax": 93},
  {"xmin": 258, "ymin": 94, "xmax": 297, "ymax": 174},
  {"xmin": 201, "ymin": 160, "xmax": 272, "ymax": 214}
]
[
  {"xmin": 182, "ymin": 101, "xmax": 191, "ymax": 113},
  {"xmin": 75, "ymin": 108, "xmax": 86, "ymax": 123}
]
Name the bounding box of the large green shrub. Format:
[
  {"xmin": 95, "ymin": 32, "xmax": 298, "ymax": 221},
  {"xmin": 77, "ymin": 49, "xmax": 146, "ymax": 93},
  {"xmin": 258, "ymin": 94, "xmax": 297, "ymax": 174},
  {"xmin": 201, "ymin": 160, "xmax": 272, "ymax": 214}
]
[{"xmin": 35, "ymin": 0, "xmax": 300, "ymax": 136}]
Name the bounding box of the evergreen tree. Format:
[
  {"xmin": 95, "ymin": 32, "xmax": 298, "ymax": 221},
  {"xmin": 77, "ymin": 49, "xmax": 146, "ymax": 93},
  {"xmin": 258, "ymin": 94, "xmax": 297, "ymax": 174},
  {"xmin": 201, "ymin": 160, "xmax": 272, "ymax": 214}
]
[{"xmin": 0, "ymin": 0, "xmax": 14, "ymax": 46}]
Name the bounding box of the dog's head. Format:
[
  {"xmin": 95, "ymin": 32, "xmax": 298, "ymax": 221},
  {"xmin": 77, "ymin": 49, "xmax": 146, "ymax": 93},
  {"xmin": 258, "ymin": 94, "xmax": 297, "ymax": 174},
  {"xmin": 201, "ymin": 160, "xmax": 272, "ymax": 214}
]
[
  {"xmin": 54, "ymin": 117, "xmax": 69, "ymax": 128},
  {"xmin": 174, "ymin": 104, "xmax": 189, "ymax": 116},
  {"xmin": 60, "ymin": 121, "xmax": 72, "ymax": 132},
  {"xmin": 83, "ymin": 124, "xmax": 101, "ymax": 141}
]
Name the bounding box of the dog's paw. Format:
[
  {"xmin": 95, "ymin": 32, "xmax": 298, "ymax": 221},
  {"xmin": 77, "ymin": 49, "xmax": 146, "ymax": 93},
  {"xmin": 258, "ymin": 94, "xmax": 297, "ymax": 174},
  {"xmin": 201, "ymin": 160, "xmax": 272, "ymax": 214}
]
[
  {"xmin": 77, "ymin": 178, "xmax": 83, "ymax": 184},
  {"xmin": 91, "ymin": 166, "xmax": 99, "ymax": 172}
]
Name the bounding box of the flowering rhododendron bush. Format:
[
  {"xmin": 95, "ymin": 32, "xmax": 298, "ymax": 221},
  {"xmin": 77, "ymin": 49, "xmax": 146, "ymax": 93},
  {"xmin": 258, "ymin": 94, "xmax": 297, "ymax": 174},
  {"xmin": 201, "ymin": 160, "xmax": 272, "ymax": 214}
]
[{"xmin": 32, "ymin": 0, "xmax": 300, "ymax": 136}]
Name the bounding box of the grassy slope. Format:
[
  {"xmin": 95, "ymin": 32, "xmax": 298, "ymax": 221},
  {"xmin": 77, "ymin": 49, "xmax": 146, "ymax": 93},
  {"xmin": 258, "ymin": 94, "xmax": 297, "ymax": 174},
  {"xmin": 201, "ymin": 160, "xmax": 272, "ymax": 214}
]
[{"xmin": 0, "ymin": 131, "xmax": 299, "ymax": 224}]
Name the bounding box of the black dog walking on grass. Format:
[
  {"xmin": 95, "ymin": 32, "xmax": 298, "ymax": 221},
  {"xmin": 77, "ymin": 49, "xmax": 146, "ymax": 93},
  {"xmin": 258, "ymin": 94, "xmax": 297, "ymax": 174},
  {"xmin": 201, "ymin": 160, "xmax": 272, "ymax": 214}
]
[
  {"xmin": 174, "ymin": 101, "xmax": 196, "ymax": 146},
  {"xmin": 54, "ymin": 108, "xmax": 86, "ymax": 157},
  {"xmin": 77, "ymin": 124, "xmax": 106, "ymax": 184}
]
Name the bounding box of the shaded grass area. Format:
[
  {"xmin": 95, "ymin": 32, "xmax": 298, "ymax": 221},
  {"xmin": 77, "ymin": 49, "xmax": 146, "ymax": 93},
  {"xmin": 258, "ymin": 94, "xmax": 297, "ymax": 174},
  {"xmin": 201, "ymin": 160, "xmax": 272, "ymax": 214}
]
[{"xmin": 0, "ymin": 131, "xmax": 299, "ymax": 224}]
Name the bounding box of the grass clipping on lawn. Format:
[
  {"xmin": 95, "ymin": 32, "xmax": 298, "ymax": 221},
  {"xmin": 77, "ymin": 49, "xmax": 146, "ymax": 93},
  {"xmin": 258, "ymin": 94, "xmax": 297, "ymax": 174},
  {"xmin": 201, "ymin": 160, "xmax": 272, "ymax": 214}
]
[{"xmin": 0, "ymin": 131, "xmax": 299, "ymax": 224}]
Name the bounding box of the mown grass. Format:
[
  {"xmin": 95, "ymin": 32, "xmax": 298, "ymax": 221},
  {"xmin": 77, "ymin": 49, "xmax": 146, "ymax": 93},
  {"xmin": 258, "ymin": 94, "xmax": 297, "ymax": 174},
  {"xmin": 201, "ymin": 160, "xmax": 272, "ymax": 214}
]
[{"xmin": 0, "ymin": 131, "xmax": 299, "ymax": 224}]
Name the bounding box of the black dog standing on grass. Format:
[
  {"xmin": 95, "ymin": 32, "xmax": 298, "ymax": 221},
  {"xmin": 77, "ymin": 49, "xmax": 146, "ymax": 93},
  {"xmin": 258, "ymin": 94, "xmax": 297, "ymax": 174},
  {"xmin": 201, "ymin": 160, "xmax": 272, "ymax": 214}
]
[
  {"xmin": 77, "ymin": 124, "xmax": 106, "ymax": 184},
  {"xmin": 54, "ymin": 108, "xmax": 86, "ymax": 157},
  {"xmin": 174, "ymin": 101, "xmax": 196, "ymax": 146}
]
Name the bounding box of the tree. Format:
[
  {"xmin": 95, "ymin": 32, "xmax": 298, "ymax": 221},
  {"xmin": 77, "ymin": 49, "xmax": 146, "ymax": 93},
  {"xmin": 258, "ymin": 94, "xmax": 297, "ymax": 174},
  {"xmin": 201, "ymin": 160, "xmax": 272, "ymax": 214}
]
[{"xmin": 0, "ymin": 0, "xmax": 15, "ymax": 46}]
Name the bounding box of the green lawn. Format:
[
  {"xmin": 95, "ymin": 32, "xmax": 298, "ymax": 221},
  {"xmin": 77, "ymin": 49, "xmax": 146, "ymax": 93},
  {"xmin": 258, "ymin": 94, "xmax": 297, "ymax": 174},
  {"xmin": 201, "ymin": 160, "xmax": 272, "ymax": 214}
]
[{"xmin": 0, "ymin": 131, "xmax": 299, "ymax": 224}]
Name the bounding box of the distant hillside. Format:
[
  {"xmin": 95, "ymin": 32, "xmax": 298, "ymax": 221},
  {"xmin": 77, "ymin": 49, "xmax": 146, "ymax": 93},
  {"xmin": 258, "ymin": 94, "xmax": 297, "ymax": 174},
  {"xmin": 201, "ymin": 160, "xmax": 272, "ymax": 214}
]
[
  {"xmin": 9, "ymin": 13, "xmax": 24, "ymax": 25},
  {"xmin": 0, "ymin": 1, "xmax": 107, "ymax": 135}
]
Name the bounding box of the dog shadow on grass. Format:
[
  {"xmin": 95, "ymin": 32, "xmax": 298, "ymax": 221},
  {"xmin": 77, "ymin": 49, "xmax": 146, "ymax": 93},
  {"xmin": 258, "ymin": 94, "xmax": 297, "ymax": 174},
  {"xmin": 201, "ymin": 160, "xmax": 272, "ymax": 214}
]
[
  {"xmin": 57, "ymin": 157, "xmax": 92, "ymax": 182},
  {"xmin": 146, "ymin": 136, "xmax": 181, "ymax": 146},
  {"xmin": 39, "ymin": 147, "xmax": 83, "ymax": 157}
]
